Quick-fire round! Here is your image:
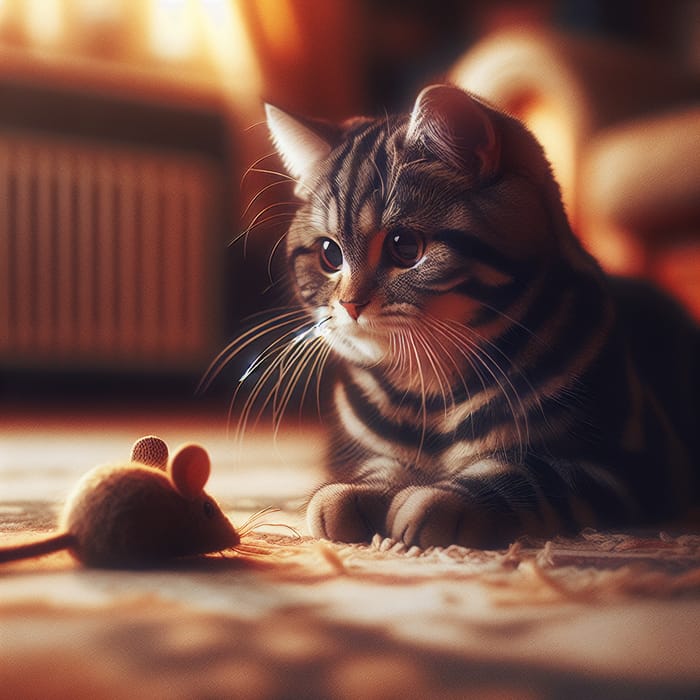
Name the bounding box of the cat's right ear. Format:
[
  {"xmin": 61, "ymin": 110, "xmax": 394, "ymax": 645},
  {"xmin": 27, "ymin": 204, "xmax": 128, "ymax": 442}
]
[
  {"xmin": 265, "ymin": 104, "xmax": 338, "ymax": 198},
  {"xmin": 405, "ymin": 85, "xmax": 500, "ymax": 182}
]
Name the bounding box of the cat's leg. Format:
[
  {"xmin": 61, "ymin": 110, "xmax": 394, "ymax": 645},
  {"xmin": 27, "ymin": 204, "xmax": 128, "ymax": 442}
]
[
  {"xmin": 306, "ymin": 455, "xmax": 403, "ymax": 542},
  {"xmin": 387, "ymin": 484, "xmax": 529, "ymax": 549},
  {"xmin": 386, "ymin": 457, "xmax": 637, "ymax": 549},
  {"xmin": 306, "ymin": 482, "xmax": 391, "ymax": 542}
]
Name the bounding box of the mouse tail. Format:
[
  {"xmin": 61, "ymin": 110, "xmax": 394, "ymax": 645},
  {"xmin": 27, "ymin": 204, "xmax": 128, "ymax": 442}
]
[{"xmin": 0, "ymin": 532, "xmax": 76, "ymax": 563}]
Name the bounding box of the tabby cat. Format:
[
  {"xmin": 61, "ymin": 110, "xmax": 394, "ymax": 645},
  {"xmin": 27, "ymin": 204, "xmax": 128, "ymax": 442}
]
[{"xmin": 243, "ymin": 84, "xmax": 698, "ymax": 548}]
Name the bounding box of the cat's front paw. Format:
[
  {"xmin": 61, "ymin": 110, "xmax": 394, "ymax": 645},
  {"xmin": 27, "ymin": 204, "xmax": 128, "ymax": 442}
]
[
  {"xmin": 306, "ymin": 483, "xmax": 390, "ymax": 543},
  {"xmin": 387, "ymin": 486, "xmax": 509, "ymax": 549}
]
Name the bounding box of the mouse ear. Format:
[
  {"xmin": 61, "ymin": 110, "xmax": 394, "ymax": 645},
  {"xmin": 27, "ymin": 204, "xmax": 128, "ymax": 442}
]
[
  {"xmin": 131, "ymin": 435, "xmax": 169, "ymax": 470},
  {"xmin": 169, "ymin": 443, "xmax": 211, "ymax": 499}
]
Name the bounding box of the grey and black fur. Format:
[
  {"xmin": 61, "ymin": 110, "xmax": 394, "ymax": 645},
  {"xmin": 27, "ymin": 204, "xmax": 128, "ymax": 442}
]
[{"xmin": 233, "ymin": 84, "xmax": 698, "ymax": 548}]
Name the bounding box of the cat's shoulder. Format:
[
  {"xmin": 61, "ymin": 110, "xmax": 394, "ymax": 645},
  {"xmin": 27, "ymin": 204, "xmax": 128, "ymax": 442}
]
[
  {"xmin": 607, "ymin": 275, "xmax": 697, "ymax": 338},
  {"xmin": 607, "ymin": 275, "xmax": 698, "ymax": 423}
]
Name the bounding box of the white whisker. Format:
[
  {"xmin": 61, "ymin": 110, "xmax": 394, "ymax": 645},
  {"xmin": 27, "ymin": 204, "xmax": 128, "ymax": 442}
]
[
  {"xmin": 197, "ymin": 308, "xmax": 309, "ymax": 394},
  {"xmin": 425, "ymin": 315, "xmax": 531, "ymax": 461},
  {"xmin": 227, "ymin": 315, "xmax": 333, "ymax": 445},
  {"xmin": 402, "ymin": 329, "xmax": 428, "ymax": 461},
  {"xmin": 236, "ymin": 506, "xmax": 301, "ymax": 539},
  {"xmin": 242, "ymin": 180, "xmax": 296, "ymax": 219}
]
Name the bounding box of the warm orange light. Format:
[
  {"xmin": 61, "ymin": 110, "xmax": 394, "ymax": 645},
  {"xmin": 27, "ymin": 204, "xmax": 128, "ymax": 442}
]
[
  {"xmin": 24, "ymin": 0, "xmax": 63, "ymax": 44},
  {"xmin": 255, "ymin": 0, "xmax": 302, "ymax": 56},
  {"xmin": 201, "ymin": 0, "xmax": 260, "ymax": 96},
  {"xmin": 519, "ymin": 99, "xmax": 576, "ymax": 217},
  {"xmin": 0, "ymin": 0, "xmax": 261, "ymax": 101},
  {"xmin": 75, "ymin": 0, "xmax": 120, "ymax": 23},
  {"xmin": 149, "ymin": 0, "xmax": 198, "ymax": 61}
]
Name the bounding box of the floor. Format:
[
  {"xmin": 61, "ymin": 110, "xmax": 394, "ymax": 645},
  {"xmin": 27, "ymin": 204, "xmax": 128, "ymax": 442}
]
[{"xmin": 1, "ymin": 405, "xmax": 700, "ymax": 699}]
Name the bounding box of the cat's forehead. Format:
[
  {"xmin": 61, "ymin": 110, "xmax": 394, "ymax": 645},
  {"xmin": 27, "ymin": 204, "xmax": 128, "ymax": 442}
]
[
  {"xmin": 325, "ymin": 190, "xmax": 383, "ymax": 238},
  {"xmin": 304, "ymin": 123, "xmax": 466, "ymax": 241}
]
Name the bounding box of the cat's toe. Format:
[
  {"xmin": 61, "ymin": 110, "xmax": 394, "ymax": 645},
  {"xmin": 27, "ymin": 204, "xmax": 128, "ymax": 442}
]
[
  {"xmin": 387, "ymin": 487, "xmax": 499, "ymax": 549},
  {"xmin": 306, "ymin": 483, "xmax": 390, "ymax": 543}
]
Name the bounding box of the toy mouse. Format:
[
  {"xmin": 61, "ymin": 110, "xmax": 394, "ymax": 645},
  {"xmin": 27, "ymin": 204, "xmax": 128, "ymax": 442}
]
[{"xmin": 0, "ymin": 436, "xmax": 241, "ymax": 568}]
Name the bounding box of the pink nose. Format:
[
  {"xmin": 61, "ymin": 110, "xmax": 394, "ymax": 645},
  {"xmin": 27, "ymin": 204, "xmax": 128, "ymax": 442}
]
[{"xmin": 340, "ymin": 300, "xmax": 369, "ymax": 320}]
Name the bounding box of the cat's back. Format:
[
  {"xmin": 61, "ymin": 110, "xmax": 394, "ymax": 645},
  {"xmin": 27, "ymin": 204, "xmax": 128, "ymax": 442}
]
[{"xmin": 609, "ymin": 275, "xmax": 699, "ymax": 460}]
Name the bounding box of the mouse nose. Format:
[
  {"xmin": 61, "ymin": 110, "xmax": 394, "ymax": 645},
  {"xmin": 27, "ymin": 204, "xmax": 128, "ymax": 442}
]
[{"xmin": 340, "ymin": 300, "xmax": 369, "ymax": 321}]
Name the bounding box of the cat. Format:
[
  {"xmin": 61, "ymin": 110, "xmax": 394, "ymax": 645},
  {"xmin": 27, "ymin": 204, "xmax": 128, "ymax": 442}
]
[{"xmin": 237, "ymin": 84, "xmax": 699, "ymax": 549}]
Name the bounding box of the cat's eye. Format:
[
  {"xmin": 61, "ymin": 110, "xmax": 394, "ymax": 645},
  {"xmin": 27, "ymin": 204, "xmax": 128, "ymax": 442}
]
[
  {"xmin": 386, "ymin": 230, "xmax": 425, "ymax": 268},
  {"xmin": 319, "ymin": 238, "xmax": 343, "ymax": 273}
]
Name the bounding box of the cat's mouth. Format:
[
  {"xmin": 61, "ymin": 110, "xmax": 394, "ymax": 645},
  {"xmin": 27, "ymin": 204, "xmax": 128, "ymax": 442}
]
[
  {"xmin": 324, "ymin": 321, "xmax": 387, "ymax": 365},
  {"xmin": 316, "ymin": 303, "xmax": 476, "ymax": 386},
  {"xmin": 320, "ymin": 305, "xmax": 440, "ymax": 368},
  {"xmin": 314, "ymin": 308, "xmax": 392, "ymax": 366}
]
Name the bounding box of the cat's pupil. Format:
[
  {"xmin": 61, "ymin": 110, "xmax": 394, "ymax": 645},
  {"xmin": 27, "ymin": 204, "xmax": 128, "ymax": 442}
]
[
  {"xmin": 320, "ymin": 238, "xmax": 343, "ymax": 273},
  {"xmin": 387, "ymin": 230, "xmax": 424, "ymax": 267}
]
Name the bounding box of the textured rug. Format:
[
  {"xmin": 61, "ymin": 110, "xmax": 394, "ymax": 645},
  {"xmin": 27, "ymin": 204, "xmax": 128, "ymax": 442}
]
[{"xmin": 1, "ymin": 410, "xmax": 700, "ymax": 699}]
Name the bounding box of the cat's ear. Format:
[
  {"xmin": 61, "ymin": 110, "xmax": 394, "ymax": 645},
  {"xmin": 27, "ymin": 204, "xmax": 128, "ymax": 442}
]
[
  {"xmin": 405, "ymin": 85, "xmax": 500, "ymax": 181},
  {"xmin": 265, "ymin": 104, "xmax": 339, "ymax": 198}
]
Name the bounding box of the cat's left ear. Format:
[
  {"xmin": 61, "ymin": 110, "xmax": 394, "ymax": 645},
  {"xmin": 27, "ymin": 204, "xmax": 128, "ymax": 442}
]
[
  {"xmin": 405, "ymin": 85, "xmax": 500, "ymax": 181},
  {"xmin": 265, "ymin": 104, "xmax": 340, "ymax": 198}
]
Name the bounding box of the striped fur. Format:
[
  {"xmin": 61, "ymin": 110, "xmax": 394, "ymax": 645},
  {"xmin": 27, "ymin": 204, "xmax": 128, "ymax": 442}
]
[{"xmin": 263, "ymin": 85, "xmax": 699, "ymax": 548}]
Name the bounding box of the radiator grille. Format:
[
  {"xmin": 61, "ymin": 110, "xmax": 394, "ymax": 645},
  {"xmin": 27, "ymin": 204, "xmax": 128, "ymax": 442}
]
[{"xmin": 0, "ymin": 131, "xmax": 223, "ymax": 372}]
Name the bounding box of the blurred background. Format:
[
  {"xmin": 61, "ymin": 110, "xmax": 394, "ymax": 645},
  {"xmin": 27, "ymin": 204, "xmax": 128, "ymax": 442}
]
[{"xmin": 0, "ymin": 0, "xmax": 697, "ymax": 409}]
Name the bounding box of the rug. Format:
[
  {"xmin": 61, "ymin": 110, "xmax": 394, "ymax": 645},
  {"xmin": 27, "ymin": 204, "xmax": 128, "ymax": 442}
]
[{"xmin": 1, "ymin": 410, "xmax": 699, "ymax": 699}]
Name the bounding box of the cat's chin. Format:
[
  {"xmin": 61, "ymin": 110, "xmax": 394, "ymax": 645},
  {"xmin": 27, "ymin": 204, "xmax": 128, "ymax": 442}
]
[{"xmin": 329, "ymin": 330, "xmax": 386, "ymax": 366}]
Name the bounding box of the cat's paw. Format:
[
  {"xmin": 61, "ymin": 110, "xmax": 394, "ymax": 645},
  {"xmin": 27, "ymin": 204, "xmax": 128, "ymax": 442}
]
[
  {"xmin": 306, "ymin": 483, "xmax": 390, "ymax": 543},
  {"xmin": 387, "ymin": 486, "xmax": 505, "ymax": 549}
]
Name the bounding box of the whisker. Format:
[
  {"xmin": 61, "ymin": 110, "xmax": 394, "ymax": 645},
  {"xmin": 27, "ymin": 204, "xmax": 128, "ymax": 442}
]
[
  {"xmin": 370, "ymin": 155, "xmax": 386, "ymax": 201},
  {"xmin": 427, "ymin": 316, "xmax": 531, "ymax": 461},
  {"xmin": 288, "ymin": 329, "xmax": 333, "ymax": 424},
  {"xmin": 244, "ymin": 165, "xmax": 331, "ymax": 213},
  {"xmin": 243, "ymin": 199, "xmax": 298, "ymax": 231},
  {"xmin": 242, "ymin": 180, "xmax": 297, "ymax": 219},
  {"xmin": 422, "ymin": 317, "xmax": 483, "ymax": 397},
  {"xmin": 269, "ymin": 320, "xmax": 330, "ymax": 416},
  {"xmin": 240, "ymin": 152, "xmax": 280, "ymax": 183},
  {"xmin": 236, "ymin": 505, "xmax": 280, "ymax": 534},
  {"xmin": 197, "ymin": 308, "xmax": 309, "ymax": 394},
  {"xmin": 243, "ymin": 119, "xmax": 268, "ymax": 133},
  {"xmin": 420, "ymin": 318, "xmax": 476, "ymax": 408},
  {"xmin": 466, "ymin": 321, "xmax": 548, "ymax": 429},
  {"xmin": 269, "ymin": 335, "xmax": 318, "ymax": 421},
  {"xmin": 403, "ymin": 329, "xmax": 428, "ymax": 461},
  {"xmin": 232, "ymin": 333, "xmax": 309, "ymax": 440},
  {"xmin": 476, "ymin": 298, "xmax": 543, "ymax": 344},
  {"xmin": 412, "ymin": 327, "xmax": 454, "ymax": 418},
  {"xmin": 271, "ymin": 336, "xmax": 328, "ymax": 440},
  {"xmin": 229, "ymin": 315, "xmax": 332, "ymax": 444},
  {"xmin": 451, "ymin": 314, "xmax": 542, "ymax": 440},
  {"xmin": 233, "ymin": 210, "xmax": 297, "ymax": 244},
  {"xmin": 245, "ymin": 166, "xmax": 299, "ymax": 184},
  {"xmin": 266, "ymin": 230, "xmax": 290, "ymax": 284},
  {"xmin": 247, "ymin": 199, "xmax": 297, "ymax": 221},
  {"xmin": 236, "ymin": 506, "xmax": 301, "ymax": 539},
  {"xmin": 312, "ymin": 344, "xmax": 333, "ymax": 420}
]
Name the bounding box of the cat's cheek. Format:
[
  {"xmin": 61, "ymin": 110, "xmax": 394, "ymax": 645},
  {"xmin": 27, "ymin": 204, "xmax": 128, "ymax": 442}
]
[
  {"xmin": 306, "ymin": 483, "xmax": 390, "ymax": 543},
  {"xmin": 423, "ymin": 292, "xmax": 478, "ymax": 325},
  {"xmin": 387, "ymin": 486, "xmax": 500, "ymax": 549}
]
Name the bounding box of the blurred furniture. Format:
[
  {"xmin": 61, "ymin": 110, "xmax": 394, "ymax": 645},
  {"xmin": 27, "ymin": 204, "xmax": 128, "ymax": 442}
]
[
  {"xmin": 0, "ymin": 68, "xmax": 237, "ymax": 381},
  {"xmin": 450, "ymin": 29, "xmax": 700, "ymax": 318}
]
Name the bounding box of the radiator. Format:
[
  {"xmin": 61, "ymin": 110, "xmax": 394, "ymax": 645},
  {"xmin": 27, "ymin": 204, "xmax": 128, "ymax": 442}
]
[{"xmin": 0, "ymin": 131, "xmax": 224, "ymax": 372}]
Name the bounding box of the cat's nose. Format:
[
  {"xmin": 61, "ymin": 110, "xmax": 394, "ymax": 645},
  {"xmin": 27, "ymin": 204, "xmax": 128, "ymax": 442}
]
[{"xmin": 340, "ymin": 300, "xmax": 369, "ymax": 321}]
